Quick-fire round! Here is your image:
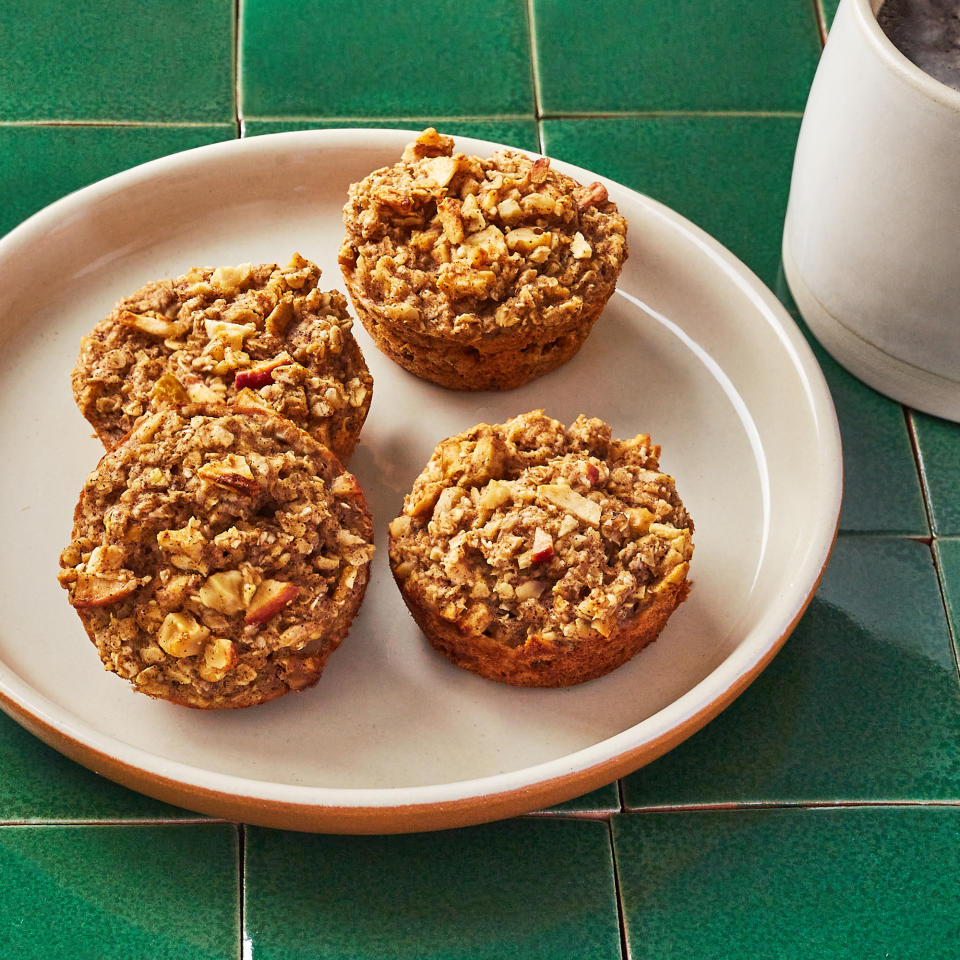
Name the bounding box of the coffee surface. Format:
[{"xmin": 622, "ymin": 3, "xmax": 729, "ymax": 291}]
[{"xmin": 877, "ymin": 0, "xmax": 960, "ymax": 91}]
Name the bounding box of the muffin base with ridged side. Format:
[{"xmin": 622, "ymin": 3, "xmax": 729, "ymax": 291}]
[
  {"xmin": 72, "ymin": 254, "xmax": 372, "ymax": 462},
  {"xmin": 340, "ymin": 129, "xmax": 627, "ymax": 391},
  {"xmin": 388, "ymin": 411, "xmax": 693, "ymax": 687},
  {"xmin": 57, "ymin": 404, "xmax": 374, "ymax": 709}
]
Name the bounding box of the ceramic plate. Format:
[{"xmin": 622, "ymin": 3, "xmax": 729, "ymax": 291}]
[{"xmin": 0, "ymin": 129, "xmax": 841, "ymax": 833}]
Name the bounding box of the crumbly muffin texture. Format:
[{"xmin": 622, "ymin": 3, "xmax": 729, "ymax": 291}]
[
  {"xmin": 388, "ymin": 411, "xmax": 693, "ymax": 685},
  {"xmin": 72, "ymin": 254, "xmax": 372, "ymax": 461},
  {"xmin": 339, "ymin": 129, "xmax": 628, "ymax": 389},
  {"xmin": 58, "ymin": 405, "xmax": 375, "ymax": 709}
]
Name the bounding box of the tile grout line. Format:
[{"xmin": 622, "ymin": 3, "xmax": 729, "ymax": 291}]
[
  {"xmin": 238, "ymin": 823, "xmax": 248, "ymax": 960},
  {"xmin": 618, "ymin": 799, "xmax": 960, "ymax": 815},
  {"xmin": 812, "ymin": 0, "xmax": 829, "ymax": 46},
  {"xmin": 234, "ymin": 0, "xmax": 244, "ymax": 137},
  {"xmin": 607, "ymin": 819, "xmax": 630, "ymax": 960},
  {"xmin": 0, "ymin": 119, "xmax": 236, "ymax": 129},
  {"xmin": 524, "ymin": 0, "xmax": 545, "ymax": 154},
  {"xmin": 904, "ymin": 407, "xmax": 937, "ymax": 538}
]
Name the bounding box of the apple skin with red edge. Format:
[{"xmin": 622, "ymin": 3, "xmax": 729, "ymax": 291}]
[
  {"xmin": 530, "ymin": 527, "xmax": 554, "ymax": 564},
  {"xmin": 234, "ymin": 359, "xmax": 292, "ymax": 391},
  {"xmin": 244, "ymin": 581, "xmax": 300, "ymax": 625}
]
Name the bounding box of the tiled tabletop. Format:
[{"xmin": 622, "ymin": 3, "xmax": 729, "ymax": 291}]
[{"xmin": 2, "ymin": 1, "xmax": 959, "ymax": 957}]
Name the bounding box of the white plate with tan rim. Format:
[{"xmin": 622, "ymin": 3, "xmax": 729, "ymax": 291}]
[{"xmin": 0, "ymin": 129, "xmax": 841, "ymax": 833}]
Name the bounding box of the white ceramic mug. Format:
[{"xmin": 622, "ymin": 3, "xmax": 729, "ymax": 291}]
[{"xmin": 783, "ymin": 0, "xmax": 960, "ymax": 420}]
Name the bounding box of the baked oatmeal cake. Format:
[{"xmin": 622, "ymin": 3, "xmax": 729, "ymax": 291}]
[
  {"xmin": 57, "ymin": 405, "xmax": 375, "ymax": 709},
  {"xmin": 339, "ymin": 129, "xmax": 628, "ymax": 390},
  {"xmin": 72, "ymin": 254, "xmax": 372, "ymax": 461},
  {"xmin": 388, "ymin": 411, "xmax": 692, "ymax": 686}
]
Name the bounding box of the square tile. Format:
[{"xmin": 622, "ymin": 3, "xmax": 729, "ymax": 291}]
[
  {"xmin": 0, "ymin": 712, "xmax": 198, "ymax": 822},
  {"xmin": 0, "ymin": 1, "xmax": 234, "ymax": 122},
  {"xmin": 613, "ymin": 806, "xmax": 960, "ymax": 959},
  {"xmin": 240, "ymin": 0, "xmax": 534, "ymax": 119},
  {"xmin": 245, "ymin": 819, "xmax": 620, "ymax": 959},
  {"xmin": 934, "ymin": 538, "xmax": 960, "ymax": 652},
  {"xmin": 911, "ymin": 411, "xmax": 960, "ymax": 536},
  {"xmin": 0, "ymin": 125, "xmax": 236, "ymax": 238},
  {"xmin": 243, "ymin": 118, "xmax": 541, "ymax": 153},
  {"xmin": 622, "ymin": 537, "xmax": 960, "ymax": 807},
  {"xmin": 0, "ymin": 824, "xmax": 239, "ymax": 959},
  {"xmin": 542, "ymin": 116, "xmax": 801, "ymax": 296},
  {"xmin": 533, "ymin": 0, "xmax": 821, "ymax": 113},
  {"xmin": 795, "ymin": 317, "xmax": 928, "ymax": 534}
]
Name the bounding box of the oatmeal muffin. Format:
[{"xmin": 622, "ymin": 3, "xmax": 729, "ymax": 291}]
[
  {"xmin": 388, "ymin": 411, "xmax": 692, "ymax": 686},
  {"xmin": 57, "ymin": 405, "xmax": 375, "ymax": 709},
  {"xmin": 72, "ymin": 254, "xmax": 372, "ymax": 461},
  {"xmin": 339, "ymin": 129, "xmax": 628, "ymax": 390}
]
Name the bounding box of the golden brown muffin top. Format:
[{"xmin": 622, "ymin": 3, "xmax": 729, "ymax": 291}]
[
  {"xmin": 58, "ymin": 405, "xmax": 374, "ymax": 708},
  {"xmin": 72, "ymin": 254, "xmax": 372, "ymax": 461},
  {"xmin": 340, "ymin": 129, "xmax": 628, "ymax": 341},
  {"xmin": 388, "ymin": 411, "xmax": 692, "ymax": 648}
]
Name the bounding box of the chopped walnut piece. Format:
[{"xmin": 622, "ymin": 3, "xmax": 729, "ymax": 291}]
[
  {"xmin": 158, "ymin": 611, "xmax": 210, "ymax": 658},
  {"xmin": 197, "ymin": 454, "xmax": 259, "ymax": 495},
  {"xmin": 198, "ymin": 570, "xmax": 245, "ymax": 615},
  {"xmin": 198, "ymin": 638, "xmax": 238, "ymax": 682},
  {"xmin": 577, "ymin": 181, "xmax": 609, "ymax": 211}
]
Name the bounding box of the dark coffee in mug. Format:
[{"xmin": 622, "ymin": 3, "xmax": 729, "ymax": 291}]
[{"xmin": 877, "ymin": 0, "xmax": 960, "ymax": 91}]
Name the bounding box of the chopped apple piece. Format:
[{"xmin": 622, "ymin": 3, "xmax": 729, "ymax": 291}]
[
  {"xmin": 331, "ymin": 474, "xmax": 364, "ymax": 499},
  {"xmin": 585, "ymin": 463, "xmax": 600, "ymax": 486},
  {"xmin": 198, "ymin": 570, "xmax": 245, "ymax": 615},
  {"xmin": 537, "ymin": 484, "xmax": 601, "ymax": 527},
  {"xmin": 118, "ymin": 310, "xmax": 189, "ymax": 339},
  {"xmin": 515, "ymin": 580, "xmax": 546, "ymax": 601},
  {"xmin": 197, "ymin": 454, "xmax": 259, "ymax": 495},
  {"xmin": 530, "ymin": 527, "xmax": 554, "ymax": 564},
  {"xmin": 157, "ymin": 519, "xmax": 209, "ymax": 574},
  {"xmin": 71, "ymin": 571, "xmax": 139, "ymax": 609},
  {"xmin": 244, "ymin": 580, "xmax": 299, "ymax": 625},
  {"xmin": 157, "ymin": 611, "xmax": 210, "ymax": 658},
  {"xmin": 151, "ymin": 373, "xmax": 189, "ymax": 406},
  {"xmin": 264, "ymin": 296, "xmax": 295, "ymax": 336},
  {"xmin": 231, "ymin": 387, "xmax": 275, "ymax": 414},
  {"xmin": 234, "ymin": 354, "xmax": 293, "ymax": 390},
  {"xmin": 204, "ymin": 317, "xmax": 257, "ymax": 352}
]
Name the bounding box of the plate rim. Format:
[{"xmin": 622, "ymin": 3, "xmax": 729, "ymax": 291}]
[{"xmin": 0, "ymin": 127, "xmax": 843, "ymax": 831}]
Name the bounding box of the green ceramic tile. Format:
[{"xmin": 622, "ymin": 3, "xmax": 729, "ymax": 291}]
[
  {"xmin": 0, "ymin": 712, "xmax": 199, "ymax": 822},
  {"xmin": 0, "ymin": 1, "xmax": 234, "ymax": 122},
  {"xmin": 0, "ymin": 824, "xmax": 238, "ymax": 959},
  {"xmin": 613, "ymin": 807, "xmax": 960, "ymax": 960},
  {"xmin": 534, "ymin": 0, "xmax": 821, "ymax": 114},
  {"xmin": 0, "ymin": 125, "xmax": 236, "ymax": 238},
  {"xmin": 934, "ymin": 538, "xmax": 960, "ymax": 651},
  {"xmin": 244, "ymin": 118, "xmax": 541, "ymax": 153},
  {"xmin": 538, "ymin": 780, "xmax": 620, "ymax": 815},
  {"xmin": 622, "ymin": 537, "xmax": 960, "ymax": 807},
  {"xmin": 240, "ymin": 0, "xmax": 534, "ymax": 119},
  {"xmin": 542, "ymin": 116, "xmax": 800, "ymax": 296},
  {"xmin": 912, "ymin": 412, "xmax": 960, "ymax": 536},
  {"xmin": 793, "ymin": 316, "xmax": 928, "ymax": 534},
  {"xmin": 245, "ymin": 819, "xmax": 619, "ymax": 960}
]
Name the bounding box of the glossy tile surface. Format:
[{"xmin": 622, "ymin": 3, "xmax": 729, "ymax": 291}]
[
  {"xmin": 799, "ymin": 318, "xmax": 928, "ymax": 534},
  {"xmin": 0, "ymin": 713, "xmax": 196, "ymax": 822},
  {"xmin": 935, "ymin": 538, "xmax": 960, "ymax": 651},
  {"xmin": 622, "ymin": 537, "xmax": 960, "ymax": 807},
  {"xmin": 613, "ymin": 807, "xmax": 960, "ymax": 959},
  {"xmin": 534, "ymin": 0, "xmax": 821, "ymax": 113},
  {"xmin": 0, "ymin": 125, "xmax": 237, "ymax": 238},
  {"xmin": 539, "ymin": 781, "xmax": 620, "ymax": 815},
  {"xmin": 0, "ymin": 825, "xmax": 238, "ymax": 959},
  {"xmin": 0, "ymin": 1, "xmax": 234, "ymax": 122},
  {"xmin": 240, "ymin": 0, "xmax": 535, "ymax": 119},
  {"xmin": 243, "ymin": 118, "xmax": 540, "ymax": 152},
  {"xmin": 244, "ymin": 820, "xmax": 620, "ymax": 960},
  {"xmin": 912, "ymin": 411, "xmax": 960, "ymax": 536},
  {"xmin": 542, "ymin": 116, "xmax": 800, "ymax": 294}
]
